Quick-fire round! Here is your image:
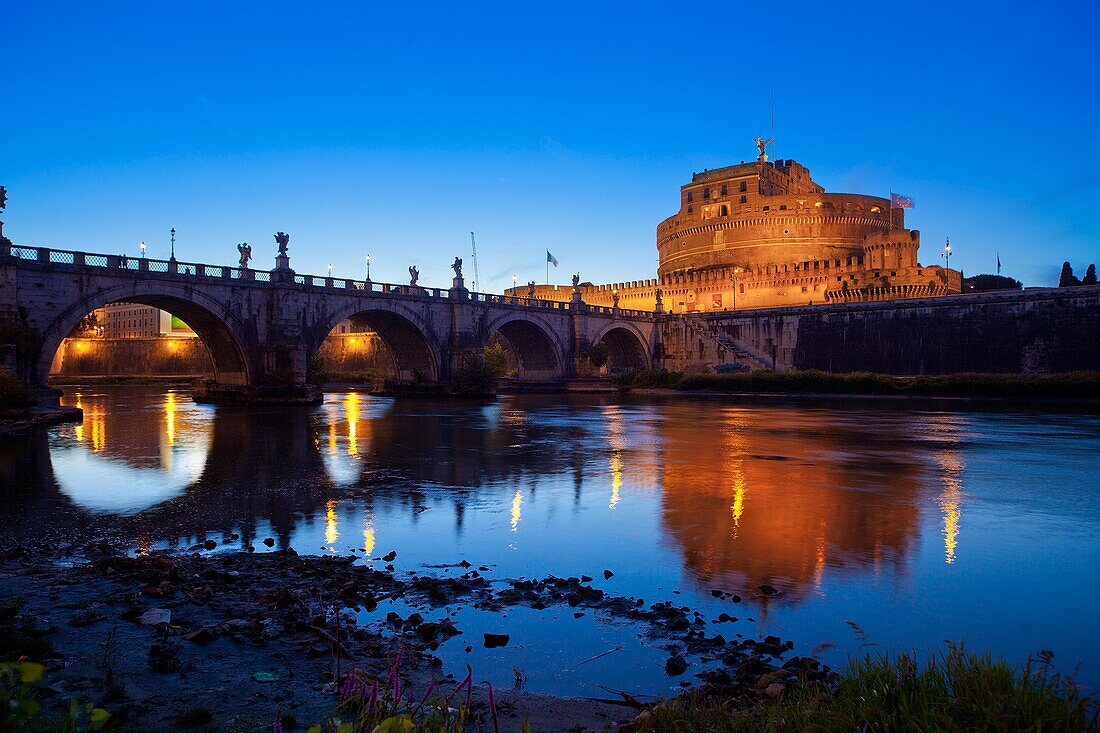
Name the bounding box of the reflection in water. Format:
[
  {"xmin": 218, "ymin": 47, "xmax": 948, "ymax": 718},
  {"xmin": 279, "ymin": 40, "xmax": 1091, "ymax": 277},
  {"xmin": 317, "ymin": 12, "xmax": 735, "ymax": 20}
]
[{"xmin": 2, "ymin": 387, "xmax": 1099, "ymax": 692}]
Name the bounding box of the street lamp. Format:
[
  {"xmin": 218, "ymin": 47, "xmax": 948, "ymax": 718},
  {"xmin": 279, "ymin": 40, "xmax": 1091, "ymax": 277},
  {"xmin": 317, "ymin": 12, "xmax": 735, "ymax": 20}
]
[
  {"xmin": 327, "ymin": 263, "xmax": 333, "ymax": 276},
  {"xmin": 366, "ymin": 253, "xmax": 371, "ymax": 282},
  {"xmin": 140, "ymin": 241, "xmax": 147, "ymax": 258},
  {"xmin": 941, "ymin": 237, "xmax": 952, "ymax": 270},
  {"xmin": 512, "ymin": 273, "xmax": 517, "ymax": 298},
  {"xmin": 170, "ymin": 228, "xmax": 176, "ymax": 260},
  {"xmin": 732, "ymin": 266, "xmax": 743, "ymax": 310}
]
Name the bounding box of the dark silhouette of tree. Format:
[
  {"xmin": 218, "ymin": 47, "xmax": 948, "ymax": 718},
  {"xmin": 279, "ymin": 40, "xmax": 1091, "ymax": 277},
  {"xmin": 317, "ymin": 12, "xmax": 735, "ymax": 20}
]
[
  {"xmin": 1058, "ymin": 262, "xmax": 1080, "ymax": 287},
  {"xmin": 964, "ymin": 274, "xmax": 1022, "ymax": 292},
  {"xmin": 1083, "ymin": 264, "xmax": 1098, "ymax": 286},
  {"xmin": 588, "ymin": 342, "xmax": 609, "ymax": 369}
]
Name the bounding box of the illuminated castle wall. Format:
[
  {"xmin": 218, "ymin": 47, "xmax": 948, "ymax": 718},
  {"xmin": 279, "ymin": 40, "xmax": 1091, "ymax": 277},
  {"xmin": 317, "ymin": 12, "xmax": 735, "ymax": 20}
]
[{"xmin": 516, "ymin": 152, "xmax": 962, "ymax": 313}]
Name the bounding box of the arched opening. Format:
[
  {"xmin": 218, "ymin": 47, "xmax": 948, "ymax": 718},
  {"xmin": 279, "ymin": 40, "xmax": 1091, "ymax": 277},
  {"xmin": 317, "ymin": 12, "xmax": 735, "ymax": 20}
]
[
  {"xmin": 314, "ymin": 309, "xmax": 438, "ymax": 383},
  {"xmin": 40, "ymin": 291, "xmax": 251, "ymax": 386},
  {"xmin": 595, "ymin": 326, "xmax": 649, "ymax": 375},
  {"xmin": 487, "ymin": 318, "xmax": 562, "ymax": 381}
]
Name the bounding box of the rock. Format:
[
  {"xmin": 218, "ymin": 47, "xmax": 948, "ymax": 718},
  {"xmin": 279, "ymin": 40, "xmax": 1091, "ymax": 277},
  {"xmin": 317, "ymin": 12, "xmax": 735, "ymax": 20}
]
[
  {"xmin": 203, "ymin": 540, "xmax": 217, "ymax": 551},
  {"xmin": 573, "ymin": 612, "xmax": 585, "ymax": 619},
  {"xmin": 184, "ymin": 626, "xmax": 218, "ymax": 644},
  {"xmin": 138, "ymin": 608, "xmax": 171, "ymax": 625},
  {"xmin": 664, "ymin": 653, "xmax": 688, "ymax": 676},
  {"xmin": 581, "ymin": 575, "xmax": 593, "ymax": 582},
  {"xmin": 483, "ymin": 633, "xmax": 510, "ymax": 648},
  {"xmin": 149, "ymin": 641, "xmax": 182, "ymax": 673},
  {"xmin": 758, "ymin": 584, "xmax": 778, "ymax": 596},
  {"xmin": 764, "ymin": 682, "xmax": 785, "ymax": 698},
  {"xmin": 263, "ymin": 538, "xmax": 275, "ymax": 547},
  {"xmin": 382, "ymin": 551, "xmax": 397, "ymax": 562},
  {"xmin": 603, "ymin": 570, "xmax": 614, "ymax": 580}
]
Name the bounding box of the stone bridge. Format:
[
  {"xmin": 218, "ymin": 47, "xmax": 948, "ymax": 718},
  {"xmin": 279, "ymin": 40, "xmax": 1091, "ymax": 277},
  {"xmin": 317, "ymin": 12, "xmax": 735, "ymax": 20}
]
[{"xmin": 0, "ymin": 244, "xmax": 662, "ymax": 389}]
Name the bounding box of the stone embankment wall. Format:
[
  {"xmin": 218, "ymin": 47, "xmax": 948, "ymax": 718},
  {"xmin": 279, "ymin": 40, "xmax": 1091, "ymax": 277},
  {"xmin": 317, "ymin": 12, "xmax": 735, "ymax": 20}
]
[
  {"xmin": 661, "ymin": 286, "xmax": 1100, "ymax": 375},
  {"xmin": 312, "ymin": 333, "xmax": 394, "ymax": 376},
  {"xmin": 50, "ymin": 333, "xmax": 397, "ymax": 380},
  {"xmin": 51, "ymin": 338, "xmax": 213, "ymax": 376}
]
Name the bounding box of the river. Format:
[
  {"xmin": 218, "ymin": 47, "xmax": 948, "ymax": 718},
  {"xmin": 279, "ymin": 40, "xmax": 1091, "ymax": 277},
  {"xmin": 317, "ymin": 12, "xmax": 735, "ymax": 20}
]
[{"xmin": 1, "ymin": 385, "xmax": 1098, "ymax": 697}]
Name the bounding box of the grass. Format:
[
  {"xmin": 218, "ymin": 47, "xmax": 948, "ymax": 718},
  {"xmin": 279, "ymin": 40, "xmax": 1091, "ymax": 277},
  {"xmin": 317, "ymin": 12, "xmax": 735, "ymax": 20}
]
[
  {"xmin": 635, "ymin": 647, "xmax": 1098, "ymax": 733},
  {"xmin": 616, "ymin": 369, "xmax": 1100, "ymax": 398}
]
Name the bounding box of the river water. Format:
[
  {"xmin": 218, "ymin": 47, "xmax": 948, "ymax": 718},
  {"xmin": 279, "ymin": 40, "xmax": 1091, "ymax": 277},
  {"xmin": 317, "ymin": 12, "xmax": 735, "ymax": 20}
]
[{"xmin": 2, "ymin": 386, "xmax": 1098, "ymax": 697}]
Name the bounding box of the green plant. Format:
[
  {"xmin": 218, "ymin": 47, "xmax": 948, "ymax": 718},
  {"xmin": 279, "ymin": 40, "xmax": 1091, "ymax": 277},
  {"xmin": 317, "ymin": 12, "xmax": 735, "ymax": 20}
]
[
  {"xmin": 635, "ymin": 646, "xmax": 1099, "ymax": 732},
  {"xmin": 0, "ymin": 661, "xmax": 110, "ymax": 731},
  {"xmin": 482, "ymin": 342, "xmax": 509, "ymax": 378},
  {"xmin": 450, "ymin": 355, "xmax": 495, "ymax": 396},
  {"xmin": 588, "ymin": 341, "xmax": 609, "ymax": 369},
  {"xmin": 296, "ymin": 654, "xmax": 509, "ymax": 733}
]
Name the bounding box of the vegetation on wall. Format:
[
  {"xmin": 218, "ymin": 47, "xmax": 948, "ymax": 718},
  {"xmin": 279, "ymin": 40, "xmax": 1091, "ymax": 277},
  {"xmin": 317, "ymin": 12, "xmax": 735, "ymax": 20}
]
[
  {"xmin": 964, "ymin": 274, "xmax": 1022, "ymax": 292},
  {"xmin": 616, "ymin": 368, "xmax": 1100, "ymax": 398}
]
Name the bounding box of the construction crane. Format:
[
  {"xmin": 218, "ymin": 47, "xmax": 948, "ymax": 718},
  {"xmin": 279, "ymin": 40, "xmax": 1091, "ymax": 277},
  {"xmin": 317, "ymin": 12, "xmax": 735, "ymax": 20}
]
[{"xmin": 469, "ymin": 232, "xmax": 481, "ymax": 293}]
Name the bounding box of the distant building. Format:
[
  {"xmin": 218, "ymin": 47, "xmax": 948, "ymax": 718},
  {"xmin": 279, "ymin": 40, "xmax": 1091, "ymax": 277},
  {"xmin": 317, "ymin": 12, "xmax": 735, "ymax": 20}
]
[
  {"xmin": 92, "ymin": 303, "xmax": 196, "ymax": 339},
  {"xmin": 513, "ymin": 148, "xmax": 961, "ymax": 312}
]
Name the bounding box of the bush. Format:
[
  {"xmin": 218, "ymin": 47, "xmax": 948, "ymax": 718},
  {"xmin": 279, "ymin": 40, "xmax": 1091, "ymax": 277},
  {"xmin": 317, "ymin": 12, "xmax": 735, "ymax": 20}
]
[
  {"xmin": 617, "ymin": 369, "xmax": 1100, "ymax": 399},
  {"xmin": 637, "ymin": 646, "xmax": 1098, "ymax": 733},
  {"xmin": 482, "ymin": 342, "xmax": 509, "ymax": 377},
  {"xmin": 450, "ymin": 355, "xmax": 496, "ymax": 396}
]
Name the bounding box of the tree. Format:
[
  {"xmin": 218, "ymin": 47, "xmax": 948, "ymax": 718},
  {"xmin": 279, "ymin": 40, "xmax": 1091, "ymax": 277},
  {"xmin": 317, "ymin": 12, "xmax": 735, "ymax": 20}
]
[
  {"xmin": 1083, "ymin": 264, "xmax": 1098, "ymax": 286},
  {"xmin": 73, "ymin": 312, "xmax": 99, "ymax": 335},
  {"xmin": 588, "ymin": 341, "xmax": 609, "ymax": 369},
  {"xmin": 482, "ymin": 342, "xmax": 509, "ymax": 377},
  {"xmin": 1058, "ymin": 262, "xmax": 1080, "ymax": 287},
  {"xmin": 963, "ymin": 274, "xmax": 1022, "ymax": 293}
]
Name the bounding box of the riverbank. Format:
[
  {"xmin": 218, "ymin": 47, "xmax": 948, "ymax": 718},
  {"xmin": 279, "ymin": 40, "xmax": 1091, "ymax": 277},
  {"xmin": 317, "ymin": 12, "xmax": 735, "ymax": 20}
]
[
  {"xmin": 0, "ymin": 405, "xmax": 83, "ymax": 439},
  {"xmin": 0, "ymin": 547, "xmax": 831, "ymax": 732},
  {"xmin": 616, "ymin": 369, "xmax": 1100, "ymax": 401},
  {"xmin": 4, "ymin": 549, "xmax": 1093, "ymax": 732}
]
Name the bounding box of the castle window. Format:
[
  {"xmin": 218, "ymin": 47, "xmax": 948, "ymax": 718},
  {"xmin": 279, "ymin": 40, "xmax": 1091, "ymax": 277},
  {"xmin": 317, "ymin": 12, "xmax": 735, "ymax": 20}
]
[
  {"xmin": 721, "ymin": 184, "xmax": 728, "ymax": 196},
  {"xmin": 720, "ymin": 204, "xmax": 728, "ymax": 216},
  {"xmin": 687, "ymin": 191, "xmax": 693, "ymax": 203},
  {"xmin": 739, "ymin": 181, "xmax": 747, "ymax": 193},
  {"xmin": 740, "ymin": 196, "xmax": 747, "ymax": 204},
  {"xmin": 687, "ymin": 205, "xmax": 693, "ymax": 213},
  {"xmin": 779, "ymin": 205, "xmax": 787, "ymax": 210},
  {"xmin": 703, "ymin": 187, "xmax": 710, "ymax": 199},
  {"xmin": 763, "ymin": 206, "xmax": 770, "ymax": 211},
  {"xmin": 870, "ymin": 205, "xmax": 882, "ymax": 213}
]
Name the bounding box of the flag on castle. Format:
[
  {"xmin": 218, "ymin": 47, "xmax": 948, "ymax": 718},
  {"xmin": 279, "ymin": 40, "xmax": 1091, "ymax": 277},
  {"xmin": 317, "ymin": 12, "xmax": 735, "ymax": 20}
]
[
  {"xmin": 547, "ymin": 250, "xmax": 558, "ymax": 267},
  {"xmin": 890, "ymin": 192, "xmax": 914, "ymax": 209}
]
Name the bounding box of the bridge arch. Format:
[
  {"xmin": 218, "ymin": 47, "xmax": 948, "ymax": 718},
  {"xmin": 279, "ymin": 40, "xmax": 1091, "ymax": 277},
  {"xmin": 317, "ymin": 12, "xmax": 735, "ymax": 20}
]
[
  {"xmin": 592, "ymin": 321, "xmax": 651, "ymax": 374},
  {"xmin": 482, "ymin": 312, "xmax": 565, "ymax": 381},
  {"xmin": 38, "ymin": 283, "xmax": 254, "ymax": 385},
  {"xmin": 314, "ymin": 301, "xmax": 442, "ymax": 382}
]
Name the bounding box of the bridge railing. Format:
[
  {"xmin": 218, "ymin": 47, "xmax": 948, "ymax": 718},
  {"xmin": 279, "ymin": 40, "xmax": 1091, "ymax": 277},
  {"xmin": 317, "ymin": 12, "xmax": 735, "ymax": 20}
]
[{"xmin": 3, "ymin": 243, "xmax": 656, "ymax": 319}]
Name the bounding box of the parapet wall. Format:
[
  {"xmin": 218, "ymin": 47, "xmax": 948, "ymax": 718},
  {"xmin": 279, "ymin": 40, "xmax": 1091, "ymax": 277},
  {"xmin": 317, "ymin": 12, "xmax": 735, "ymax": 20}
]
[{"xmin": 681, "ymin": 286, "xmax": 1100, "ymax": 375}]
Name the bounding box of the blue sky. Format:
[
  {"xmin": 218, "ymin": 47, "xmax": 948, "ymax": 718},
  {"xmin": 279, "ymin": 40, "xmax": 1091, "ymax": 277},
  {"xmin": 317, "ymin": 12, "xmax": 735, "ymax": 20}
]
[{"xmin": 2, "ymin": 1, "xmax": 1098, "ymax": 289}]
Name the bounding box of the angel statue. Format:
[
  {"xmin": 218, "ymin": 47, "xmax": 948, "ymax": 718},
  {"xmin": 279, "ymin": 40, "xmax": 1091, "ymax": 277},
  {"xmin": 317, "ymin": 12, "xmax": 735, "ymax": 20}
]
[
  {"xmin": 237, "ymin": 242, "xmax": 252, "ymax": 268},
  {"xmin": 409, "ymin": 265, "xmax": 419, "ymax": 286},
  {"xmin": 571, "ymin": 273, "xmax": 580, "ymax": 288},
  {"xmin": 274, "ymin": 231, "xmax": 290, "ymax": 256},
  {"xmin": 0, "ymin": 185, "xmax": 8, "ymax": 213},
  {"xmin": 527, "ymin": 281, "xmax": 536, "ymax": 299},
  {"xmin": 452, "ymin": 257, "xmax": 463, "ymax": 278},
  {"xmin": 753, "ymin": 136, "xmax": 774, "ymax": 161}
]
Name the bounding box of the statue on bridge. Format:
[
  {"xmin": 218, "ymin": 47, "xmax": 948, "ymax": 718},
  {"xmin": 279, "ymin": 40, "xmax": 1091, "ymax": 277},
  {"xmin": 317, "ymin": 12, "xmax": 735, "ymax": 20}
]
[
  {"xmin": 237, "ymin": 242, "xmax": 252, "ymax": 268},
  {"xmin": 527, "ymin": 281, "xmax": 536, "ymax": 299},
  {"xmin": 274, "ymin": 231, "xmax": 290, "ymax": 256},
  {"xmin": 612, "ymin": 291, "xmax": 620, "ymax": 308},
  {"xmin": 0, "ymin": 185, "xmax": 7, "ymax": 214},
  {"xmin": 409, "ymin": 265, "xmax": 419, "ymax": 286},
  {"xmin": 572, "ymin": 273, "xmax": 580, "ymax": 288},
  {"xmin": 655, "ymin": 287, "xmax": 664, "ymax": 314},
  {"xmin": 452, "ymin": 257, "xmax": 463, "ymax": 278}
]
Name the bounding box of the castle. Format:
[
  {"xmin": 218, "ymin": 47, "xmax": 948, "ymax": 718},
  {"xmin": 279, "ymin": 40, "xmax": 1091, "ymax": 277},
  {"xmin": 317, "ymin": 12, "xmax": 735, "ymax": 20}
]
[{"xmin": 515, "ymin": 146, "xmax": 961, "ymax": 312}]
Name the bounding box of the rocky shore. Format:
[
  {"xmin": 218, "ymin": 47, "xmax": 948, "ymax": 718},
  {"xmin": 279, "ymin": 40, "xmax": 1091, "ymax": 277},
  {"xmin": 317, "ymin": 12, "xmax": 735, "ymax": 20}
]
[
  {"xmin": 0, "ymin": 546, "xmax": 834, "ymax": 732},
  {"xmin": 0, "ymin": 404, "xmax": 82, "ymax": 439}
]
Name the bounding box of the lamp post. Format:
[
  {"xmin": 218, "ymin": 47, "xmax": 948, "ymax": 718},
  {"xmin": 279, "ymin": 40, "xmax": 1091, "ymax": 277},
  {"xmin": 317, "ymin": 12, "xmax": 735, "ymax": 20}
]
[
  {"xmin": 327, "ymin": 263, "xmax": 333, "ymax": 276},
  {"xmin": 732, "ymin": 266, "xmax": 743, "ymax": 310},
  {"xmin": 140, "ymin": 241, "xmax": 147, "ymax": 258},
  {"xmin": 366, "ymin": 253, "xmax": 371, "ymax": 282},
  {"xmin": 512, "ymin": 273, "xmax": 517, "ymax": 301},
  {"xmin": 941, "ymin": 237, "xmax": 952, "ymax": 270},
  {"xmin": 169, "ymin": 228, "xmax": 176, "ymax": 261}
]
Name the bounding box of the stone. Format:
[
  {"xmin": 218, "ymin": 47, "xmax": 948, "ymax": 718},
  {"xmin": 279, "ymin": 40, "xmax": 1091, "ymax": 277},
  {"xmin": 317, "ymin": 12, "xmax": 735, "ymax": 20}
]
[
  {"xmin": 137, "ymin": 608, "xmax": 171, "ymax": 625},
  {"xmin": 483, "ymin": 633, "xmax": 510, "ymax": 649},
  {"xmin": 664, "ymin": 653, "xmax": 688, "ymax": 676}
]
